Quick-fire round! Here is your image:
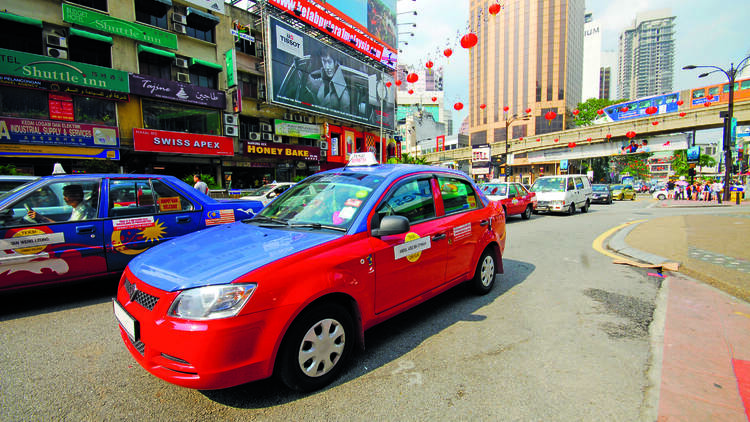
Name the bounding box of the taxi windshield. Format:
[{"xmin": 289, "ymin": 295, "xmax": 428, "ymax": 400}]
[
  {"xmin": 481, "ymin": 184, "xmax": 507, "ymax": 196},
  {"xmin": 244, "ymin": 184, "xmax": 277, "ymax": 196},
  {"xmin": 255, "ymin": 172, "xmax": 381, "ymax": 231}
]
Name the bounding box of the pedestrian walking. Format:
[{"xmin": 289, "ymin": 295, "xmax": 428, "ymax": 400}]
[
  {"xmin": 193, "ymin": 174, "xmax": 209, "ymax": 195},
  {"xmin": 711, "ymin": 180, "xmax": 723, "ymax": 204}
]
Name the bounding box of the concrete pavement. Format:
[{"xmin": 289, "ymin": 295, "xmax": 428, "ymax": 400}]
[{"xmin": 605, "ymin": 198, "xmax": 750, "ymax": 421}]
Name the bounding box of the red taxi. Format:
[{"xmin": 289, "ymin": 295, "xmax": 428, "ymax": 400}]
[
  {"xmin": 480, "ymin": 182, "xmax": 537, "ymax": 220},
  {"xmin": 114, "ymin": 154, "xmax": 506, "ymax": 392}
]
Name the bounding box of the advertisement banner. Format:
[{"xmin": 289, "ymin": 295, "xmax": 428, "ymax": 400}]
[
  {"xmin": 0, "ymin": 144, "xmax": 119, "ymax": 160},
  {"xmin": 62, "ymin": 4, "xmax": 177, "ymax": 49},
  {"xmin": 129, "ymin": 74, "xmax": 226, "ymax": 109},
  {"xmin": 268, "ymin": 17, "xmax": 395, "ymax": 130},
  {"xmin": 317, "ymin": 0, "xmax": 397, "ymax": 51},
  {"xmin": 0, "ymin": 48, "xmax": 129, "ymax": 93},
  {"xmin": 244, "ymin": 140, "xmax": 320, "ymax": 162},
  {"xmin": 472, "ymin": 145, "xmax": 490, "ymax": 163},
  {"xmin": 0, "ymin": 74, "xmax": 129, "ymax": 101},
  {"xmin": 274, "ymin": 120, "xmax": 321, "ymax": 139},
  {"xmin": 436, "ymin": 135, "xmax": 445, "ymax": 152},
  {"xmin": 0, "ymin": 117, "xmax": 119, "ymax": 148},
  {"xmin": 267, "ymin": 0, "xmax": 397, "ymax": 69},
  {"xmin": 133, "ymin": 128, "xmax": 233, "ymax": 156}
]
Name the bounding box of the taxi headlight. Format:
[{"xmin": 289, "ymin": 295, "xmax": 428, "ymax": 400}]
[
  {"xmin": 168, "ymin": 283, "xmax": 257, "ymax": 320},
  {"xmin": 551, "ymin": 200, "xmax": 564, "ymax": 206}
]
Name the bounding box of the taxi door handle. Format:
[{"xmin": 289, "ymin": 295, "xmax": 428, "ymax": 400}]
[
  {"xmin": 76, "ymin": 225, "xmax": 96, "ymax": 234},
  {"xmin": 176, "ymin": 216, "xmax": 191, "ymax": 224},
  {"xmin": 480, "ymin": 220, "xmax": 490, "ymax": 227},
  {"xmin": 431, "ymin": 233, "xmax": 446, "ymax": 241}
]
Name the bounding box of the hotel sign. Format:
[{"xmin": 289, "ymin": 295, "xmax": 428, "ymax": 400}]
[
  {"xmin": 62, "ymin": 4, "xmax": 178, "ymax": 50},
  {"xmin": 0, "ymin": 48, "xmax": 129, "ymax": 93}
]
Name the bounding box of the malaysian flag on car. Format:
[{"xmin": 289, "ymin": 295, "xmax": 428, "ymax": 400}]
[{"xmin": 205, "ymin": 209, "xmax": 235, "ymax": 226}]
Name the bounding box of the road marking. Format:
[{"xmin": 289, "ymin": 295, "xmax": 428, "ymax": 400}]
[
  {"xmin": 592, "ymin": 219, "xmax": 647, "ymax": 260},
  {"xmin": 734, "ymin": 312, "xmax": 750, "ymax": 319}
]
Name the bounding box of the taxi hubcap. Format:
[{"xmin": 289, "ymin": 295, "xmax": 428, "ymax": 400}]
[
  {"xmin": 480, "ymin": 256, "xmax": 495, "ymax": 287},
  {"xmin": 298, "ymin": 318, "xmax": 345, "ymax": 378}
]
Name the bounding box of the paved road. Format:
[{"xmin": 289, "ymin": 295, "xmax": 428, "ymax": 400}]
[{"xmin": 0, "ymin": 195, "xmax": 718, "ymax": 421}]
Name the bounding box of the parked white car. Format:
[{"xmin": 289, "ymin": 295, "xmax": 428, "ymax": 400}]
[
  {"xmin": 240, "ymin": 182, "xmax": 296, "ymax": 206},
  {"xmin": 530, "ymin": 174, "xmax": 593, "ymax": 215}
]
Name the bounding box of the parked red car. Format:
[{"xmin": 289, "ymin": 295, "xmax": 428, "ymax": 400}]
[{"xmin": 480, "ymin": 182, "xmax": 537, "ymax": 220}]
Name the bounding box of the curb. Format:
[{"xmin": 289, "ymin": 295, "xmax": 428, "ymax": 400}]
[{"xmin": 607, "ymin": 221, "xmax": 676, "ymax": 266}]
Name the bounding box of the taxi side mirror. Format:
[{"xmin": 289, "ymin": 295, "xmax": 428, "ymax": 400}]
[{"xmin": 372, "ymin": 215, "xmax": 410, "ymax": 237}]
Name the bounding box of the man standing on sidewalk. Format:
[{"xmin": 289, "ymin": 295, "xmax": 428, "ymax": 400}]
[
  {"xmin": 193, "ymin": 174, "xmax": 209, "ymax": 195},
  {"xmin": 711, "ymin": 179, "xmax": 723, "ymax": 204}
]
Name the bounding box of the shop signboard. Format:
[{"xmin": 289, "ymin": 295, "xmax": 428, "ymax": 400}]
[
  {"xmin": 62, "ymin": 4, "xmax": 178, "ymax": 49},
  {"xmin": 471, "ymin": 145, "xmax": 490, "ymax": 163},
  {"xmin": 133, "ymin": 128, "xmax": 233, "ymax": 156},
  {"xmin": 316, "ymin": 0, "xmax": 397, "ymax": 51},
  {"xmin": 129, "ymin": 74, "xmax": 226, "ymax": 108},
  {"xmin": 0, "ymin": 144, "xmax": 119, "ymax": 160},
  {"xmin": 268, "ymin": 17, "xmax": 395, "ymax": 130},
  {"xmin": 0, "ymin": 74, "xmax": 129, "ymax": 101},
  {"xmin": 244, "ymin": 140, "xmax": 320, "ymax": 162},
  {"xmin": 0, "ymin": 117, "xmax": 119, "ymax": 148},
  {"xmin": 274, "ymin": 119, "xmax": 320, "ymax": 139}
]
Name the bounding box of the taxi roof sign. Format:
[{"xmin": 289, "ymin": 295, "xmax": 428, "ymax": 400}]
[{"xmin": 347, "ymin": 152, "xmax": 379, "ymax": 167}]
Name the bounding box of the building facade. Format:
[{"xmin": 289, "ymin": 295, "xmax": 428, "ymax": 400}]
[
  {"xmin": 581, "ymin": 12, "xmax": 601, "ymax": 101},
  {"xmin": 468, "ymin": 0, "xmax": 584, "ymax": 157},
  {"xmin": 617, "ymin": 9, "xmax": 676, "ymax": 100}
]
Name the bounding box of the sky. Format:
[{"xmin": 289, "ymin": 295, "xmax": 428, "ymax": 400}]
[{"xmin": 395, "ymin": 0, "xmax": 750, "ymax": 130}]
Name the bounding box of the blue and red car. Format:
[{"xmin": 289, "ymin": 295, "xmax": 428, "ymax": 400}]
[
  {"xmin": 0, "ymin": 174, "xmax": 263, "ymax": 291},
  {"xmin": 114, "ymin": 154, "xmax": 507, "ymax": 392}
]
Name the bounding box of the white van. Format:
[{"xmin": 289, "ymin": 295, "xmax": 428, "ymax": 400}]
[{"xmin": 530, "ymin": 174, "xmax": 593, "ymax": 214}]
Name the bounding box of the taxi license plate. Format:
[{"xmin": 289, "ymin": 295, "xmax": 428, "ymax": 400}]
[{"xmin": 113, "ymin": 299, "xmax": 139, "ymax": 341}]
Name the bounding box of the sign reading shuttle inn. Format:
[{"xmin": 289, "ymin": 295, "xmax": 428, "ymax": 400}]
[
  {"xmin": 0, "ymin": 48, "xmax": 129, "ymax": 93},
  {"xmin": 62, "ymin": 4, "xmax": 178, "ymax": 50}
]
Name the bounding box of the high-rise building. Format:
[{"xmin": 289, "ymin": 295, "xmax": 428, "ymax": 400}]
[
  {"xmin": 600, "ymin": 50, "xmax": 618, "ymax": 100},
  {"xmin": 617, "ymin": 9, "xmax": 676, "ymax": 100},
  {"xmin": 468, "ymin": 0, "xmax": 584, "ymax": 149},
  {"xmin": 582, "ymin": 12, "xmax": 601, "ymax": 101}
]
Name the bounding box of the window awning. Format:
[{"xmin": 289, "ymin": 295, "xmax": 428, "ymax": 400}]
[
  {"xmin": 186, "ymin": 7, "xmax": 220, "ymax": 31},
  {"xmin": 0, "ymin": 11, "xmax": 43, "ymax": 28},
  {"xmin": 69, "ymin": 28, "xmax": 113, "ymax": 44},
  {"xmin": 138, "ymin": 44, "xmax": 176, "ymax": 59},
  {"xmin": 190, "ymin": 58, "xmax": 223, "ymax": 72}
]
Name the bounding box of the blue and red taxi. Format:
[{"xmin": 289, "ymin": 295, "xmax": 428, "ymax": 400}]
[
  {"xmin": 113, "ymin": 153, "xmax": 507, "ymax": 392},
  {"xmin": 480, "ymin": 181, "xmax": 537, "ymax": 220},
  {"xmin": 0, "ymin": 174, "xmax": 263, "ymax": 291}
]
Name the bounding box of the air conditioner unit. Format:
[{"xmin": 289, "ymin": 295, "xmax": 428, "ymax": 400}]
[
  {"xmin": 174, "ymin": 58, "xmax": 189, "ymax": 68},
  {"xmin": 259, "ymin": 123, "xmax": 272, "ymax": 133},
  {"xmin": 224, "ymin": 114, "xmax": 238, "ymax": 125},
  {"xmin": 303, "ymin": 116, "xmax": 314, "ymax": 124},
  {"xmin": 284, "ymin": 112, "xmax": 294, "ymax": 121},
  {"xmin": 248, "ymin": 132, "xmax": 261, "ymax": 141},
  {"xmin": 46, "ymin": 47, "xmax": 68, "ymax": 59},
  {"xmin": 46, "ymin": 34, "xmax": 67, "ymax": 48},
  {"xmin": 293, "ymin": 114, "xmax": 303, "ymax": 122},
  {"xmin": 273, "ymin": 135, "xmax": 283, "ymax": 142},
  {"xmin": 176, "ymin": 72, "xmax": 190, "ymax": 83},
  {"xmin": 319, "ymin": 140, "xmax": 329, "ymax": 150},
  {"xmin": 224, "ymin": 125, "xmax": 239, "ymax": 137},
  {"xmin": 172, "ymin": 22, "xmax": 187, "ymax": 34},
  {"xmin": 261, "ymin": 133, "xmax": 273, "ymax": 141},
  {"xmin": 172, "ymin": 13, "xmax": 187, "ymax": 24}
]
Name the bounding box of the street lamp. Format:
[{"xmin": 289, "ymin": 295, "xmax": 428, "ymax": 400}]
[
  {"xmin": 683, "ymin": 55, "xmax": 750, "ymax": 201},
  {"xmin": 503, "ymin": 113, "xmax": 531, "ymax": 180}
]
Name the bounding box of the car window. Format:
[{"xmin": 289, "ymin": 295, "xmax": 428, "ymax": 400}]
[
  {"xmin": 515, "ymin": 184, "xmax": 528, "ymax": 195},
  {"xmin": 438, "ymin": 176, "xmax": 479, "ymax": 215},
  {"xmin": 575, "ymin": 177, "xmax": 584, "ymax": 190},
  {"xmin": 567, "ymin": 178, "xmax": 575, "ymax": 191},
  {"xmin": 109, "ymin": 180, "xmax": 155, "ymax": 218},
  {"xmin": 377, "ymin": 178, "xmax": 435, "ymax": 224},
  {"xmin": 152, "ymin": 180, "xmax": 194, "ymax": 212},
  {"xmin": 508, "ymin": 184, "xmax": 517, "ymax": 197},
  {"xmin": 1, "ymin": 180, "xmax": 100, "ymax": 228},
  {"xmin": 531, "ymin": 177, "xmax": 565, "ymax": 193}
]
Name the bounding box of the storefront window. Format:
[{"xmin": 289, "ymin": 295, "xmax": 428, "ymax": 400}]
[
  {"xmin": 75, "ymin": 97, "xmax": 116, "ymax": 126},
  {"xmin": 0, "ymin": 86, "xmax": 48, "ymax": 119},
  {"xmin": 142, "ymin": 99, "xmax": 221, "ymax": 135}
]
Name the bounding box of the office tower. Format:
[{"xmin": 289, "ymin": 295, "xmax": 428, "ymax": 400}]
[{"xmin": 582, "ymin": 12, "xmax": 601, "ymax": 100}]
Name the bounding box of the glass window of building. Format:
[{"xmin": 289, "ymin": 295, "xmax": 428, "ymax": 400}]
[
  {"xmin": 142, "ymin": 99, "xmax": 221, "ymax": 135},
  {"xmin": 67, "ymin": 0, "xmax": 107, "ymax": 12},
  {"xmin": 0, "ymin": 20, "xmax": 43, "ymax": 55},
  {"xmin": 134, "ymin": 0, "xmax": 170, "ymax": 29}
]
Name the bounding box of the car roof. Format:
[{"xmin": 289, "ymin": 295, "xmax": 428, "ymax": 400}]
[{"xmin": 318, "ymin": 163, "xmax": 470, "ymax": 182}]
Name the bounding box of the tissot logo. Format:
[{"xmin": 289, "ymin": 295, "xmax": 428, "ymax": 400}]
[{"xmin": 276, "ymin": 26, "xmax": 304, "ymax": 58}]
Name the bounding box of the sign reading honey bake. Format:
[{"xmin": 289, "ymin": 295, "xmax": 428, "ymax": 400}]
[{"xmin": 244, "ymin": 140, "xmax": 320, "ymax": 161}]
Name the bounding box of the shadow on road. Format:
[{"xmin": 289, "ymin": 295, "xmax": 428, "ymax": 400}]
[{"xmin": 201, "ymin": 258, "xmax": 535, "ymax": 407}]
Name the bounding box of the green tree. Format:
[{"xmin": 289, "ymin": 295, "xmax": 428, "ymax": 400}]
[
  {"xmin": 670, "ymin": 150, "xmax": 717, "ymax": 177},
  {"xmin": 572, "ymin": 97, "xmax": 629, "ymax": 126},
  {"xmin": 387, "ymin": 153, "xmax": 427, "ymax": 165},
  {"xmin": 609, "ymin": 152, "xmax": 652, "ymax": 180},
  {"xmin": 182, "ymin": 173, "xmax": 219, "ymax": 189},
  {"xmin": 0, "ymin": 164, "xmax": 28, "ymax": 175}
]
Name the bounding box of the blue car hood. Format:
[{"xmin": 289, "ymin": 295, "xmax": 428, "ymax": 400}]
[{"xmin": 128, "ymin": 223, "xmax": 341, "ymax": 292}]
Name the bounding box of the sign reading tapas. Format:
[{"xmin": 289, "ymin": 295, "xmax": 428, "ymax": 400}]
[
  {"xmin": 244, "ymin": 140, "xmax": 320, "ymax": 161},
  {"xmin": 133, "ymin": 128, "xmax": 233, "ymax": 156}
]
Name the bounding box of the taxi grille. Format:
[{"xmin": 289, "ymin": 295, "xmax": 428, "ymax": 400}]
[
  {"xmin": 124, "ymin": 278, "xmax": 160, "ymax": 311},
  {"xmin": 129, "ymin": 336, "xmax": 145, "ymax": 355}
]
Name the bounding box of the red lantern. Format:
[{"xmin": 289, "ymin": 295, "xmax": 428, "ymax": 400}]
[
  {"xmin": 431, "ymin": 96, "xmax": 437, "ymax": 102},
  {"xmin": 704, "ymin": 102, "xmax": 711, "ymax": 107},
  {"xmin": 652, "ymin": 121, "xmax": 659, "ymax": 126},
  {"xmin": 453, "ymin": 102, "xmax": 464, "ymax": 111},
  {"xmin": 568, "ymin": 142, "xmax": 576, "ymax": 148},
  {"xmin": 586, "ymin": 137, "xmax": 592, "ymax": 143},
  {"xmin": 544, "ymin": 111, "xmax": 557, "ymax": 126},
  {"xmin": 536, "ymin": 138, "xmax": 541, "ymax": 142},
  {"xmin": 676, "ymin": 99, "xmax": 684, "ymax": 106},
  {"xmin": 406, "ymin": 73, "xmax": 418, "ymax": 84},
  {"xmin": 554, "ymin": 138, "xmax": 559, "ymax": 143},
  {"xmin": 663, "ymin": 141, "xmax": 671, "ymax": 146},
  {"xmin": 395, "ymin": 80, "xmax": 402, "ymax": 86},
  {"xmin": 679, "ymin": 112, "xmax": 686, "ymax": 117},
  {"xmin": 626, "ymin": 131, "xmax": 637, "ymax": 139},
  {"xmin": 460, "ymin": 33, "xmax": 478, "ymax": 49},
  {"xmin": 425, "ymin": 60, "xmax": 433, "ymax": 69},
  {"xmin": 408, "ymin": 89, "xmax": 414, "ymax": 95},
  {"xmin": 519, "ymin": 137, "xmax": 523, "ymax": 141},
  {"xmin": 443, "ymin": 48, "xmax": 453, "ymax": 58},
  {"xmin": 596, "ymin": 109, "xmax": 604, "ymax": 115},
  {"xmin": 385, "ymin": 81, "xmax": 392, "ymax": 88},
  {"xmin": 645, "ymin": 106, "xmax": 657, "ymax": 115},
  {"xmin": 503, "ymin": 106, "xmax": 509, "ymax": 112},
  {"xmin": 606, "ymin": 133, "xmax": 612, "ymax": 139},
  {"xmin": 488, "ymin": 3, "xmax": 501, "ymax": 15},
  {"xmin": 525, "ymin": 108, "xmax": 532, "ymax": 114},
  {"xmin": 479, "ymin": 104, "xmax": 486, "ymax": 109},
  {"xmin": 621, "ymin": 106, "xmax": 629, "ymax": 112},
  {"xmin": 572, "ymin": 109, "xmax": 580, "ymax": 116}
]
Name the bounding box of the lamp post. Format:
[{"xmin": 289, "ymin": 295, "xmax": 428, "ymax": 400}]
[
  {"xmin": 503, "ymin": 113, "xmax": 531, "ymax": 180},
  {"xmin": 683, "ymin": 55, "xmax": 750, "ymax": 201}
]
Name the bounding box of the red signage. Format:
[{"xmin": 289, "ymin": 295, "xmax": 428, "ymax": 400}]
[
  {"xmin": 133, "ymin": 128, "xmax": 233, "ymax": 156},
  {"xmin": 436, "ymin": 135, "xmax": 445, "ymax": 152},
  {"xmin": 244, "ymin": 140, "xmax": 320, "ymax": 161},
  {"xmin": 268, "ymin": 0, "xmax": 397, "ymax": 69},
  {"xmin": 49, "ymin": 93, "xmax": 74, "ymax": 121}
]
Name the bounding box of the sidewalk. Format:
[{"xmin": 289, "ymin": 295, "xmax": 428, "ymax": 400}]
[{"xmin": 606, "ymin": 201, "xmax": 750, "ymax": 421}]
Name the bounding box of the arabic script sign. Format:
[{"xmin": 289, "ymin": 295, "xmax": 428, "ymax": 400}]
[{"xmin": 129, "ymin": 74, "xmax": 225, "ymax": 109}]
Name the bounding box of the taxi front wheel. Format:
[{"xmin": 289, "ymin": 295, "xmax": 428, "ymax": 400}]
[
  {"xmin": 470, "ymin": 249, "xmax": 496, "ymax": 295},
  {"xmin": 277, "ymin": 302, "xmax": 354, "ymax": 392}
]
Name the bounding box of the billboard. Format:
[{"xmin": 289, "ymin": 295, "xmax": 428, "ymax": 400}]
[
  {"xmin": 268, "ymin": 17, "xmax": 395, "ymax": 130},
  {"xmin": 317, "ymin": 0, "xmax": 397, "ymax": 51}
]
